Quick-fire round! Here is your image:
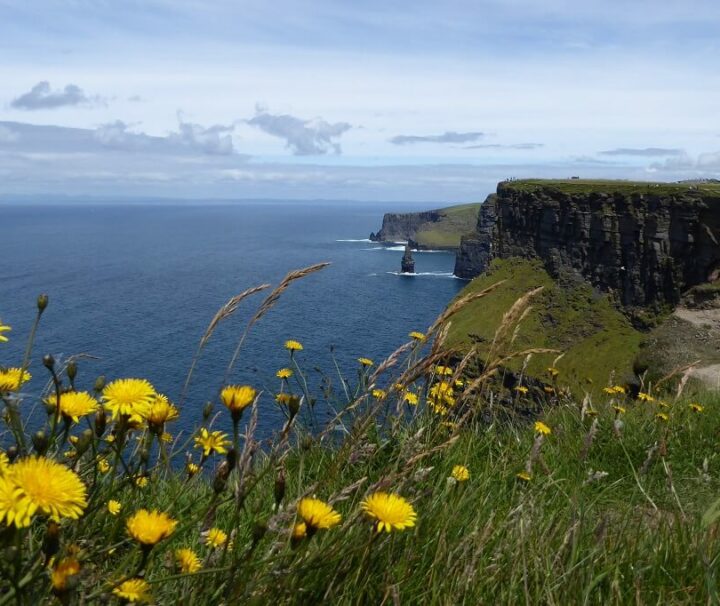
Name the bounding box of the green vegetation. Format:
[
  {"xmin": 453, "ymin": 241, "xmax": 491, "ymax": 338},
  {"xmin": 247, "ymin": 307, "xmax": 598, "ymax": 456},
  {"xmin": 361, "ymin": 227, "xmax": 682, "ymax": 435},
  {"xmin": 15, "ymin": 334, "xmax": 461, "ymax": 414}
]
[
  {"xmin": 503, "ymin": 178, "xmax": 720, "ymax": 197},
  {"xmin": 414, "ymin": 202, "xmax": 480, "ymax": 249},
  {"xmin": 445, "ymin": 258, "xmax": 645, "ymax": 393}
]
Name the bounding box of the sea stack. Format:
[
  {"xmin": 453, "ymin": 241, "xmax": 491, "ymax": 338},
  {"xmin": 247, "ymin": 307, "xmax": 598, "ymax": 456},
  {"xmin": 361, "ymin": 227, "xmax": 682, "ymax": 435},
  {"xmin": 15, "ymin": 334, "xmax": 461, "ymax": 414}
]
[{"xmin": 401, "ymin": 243, "xmax": 415, "ymax": 274}]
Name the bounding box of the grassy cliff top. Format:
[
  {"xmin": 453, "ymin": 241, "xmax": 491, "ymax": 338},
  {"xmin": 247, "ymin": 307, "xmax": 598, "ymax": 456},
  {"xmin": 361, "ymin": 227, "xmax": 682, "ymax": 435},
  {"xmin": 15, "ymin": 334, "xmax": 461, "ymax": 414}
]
[
  {"xmin": 413, "ymin": 202, "xmax": 480, "ymax": 248},
  {"xmin": 445, "ymin": 257, "xmax": 645, "ymax": 393},
  {"xmin": 502, "ymin": 178, "xmax": 720, "ymax": 197}
]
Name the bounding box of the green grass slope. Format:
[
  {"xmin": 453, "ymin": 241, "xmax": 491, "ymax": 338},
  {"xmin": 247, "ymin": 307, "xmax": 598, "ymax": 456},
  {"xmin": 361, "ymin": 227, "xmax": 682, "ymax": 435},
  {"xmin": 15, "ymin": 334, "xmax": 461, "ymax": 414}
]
[
  {"xmin": 446, "ymin": 258, "xmax": 645, "ymax": 393},
  {"xmin": 503, "ymin": 178, "xmax": 720, "ymax": 197},
  {"xmin": 414, "ymin": 202, "xmax": 480, "ymax": 248}
]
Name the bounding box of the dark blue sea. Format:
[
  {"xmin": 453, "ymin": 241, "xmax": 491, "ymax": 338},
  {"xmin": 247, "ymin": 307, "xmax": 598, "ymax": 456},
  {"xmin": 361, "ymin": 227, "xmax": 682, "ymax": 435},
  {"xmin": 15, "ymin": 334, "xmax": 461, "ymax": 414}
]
[{"xmin": 1, "ymin": 201, "xmax": 465, "ymax": 440}]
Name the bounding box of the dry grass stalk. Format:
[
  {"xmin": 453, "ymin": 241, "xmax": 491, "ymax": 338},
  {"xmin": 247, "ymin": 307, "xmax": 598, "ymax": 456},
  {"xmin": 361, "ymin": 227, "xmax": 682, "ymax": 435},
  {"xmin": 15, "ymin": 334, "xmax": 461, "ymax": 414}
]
[
  {"xmin": 426, "ymin": 280, "xmax": 506, "ymax": 338},
  {"xmin": 486, "ymin": 286, "xmax": 544, "ymax": 364},
  {"xmin": 654, "ymin": 359, "xmax": 701, "ymax": 392},
  {"xmin": 580, "ymin": 418, "xmax": 599, "ymax": 462}
]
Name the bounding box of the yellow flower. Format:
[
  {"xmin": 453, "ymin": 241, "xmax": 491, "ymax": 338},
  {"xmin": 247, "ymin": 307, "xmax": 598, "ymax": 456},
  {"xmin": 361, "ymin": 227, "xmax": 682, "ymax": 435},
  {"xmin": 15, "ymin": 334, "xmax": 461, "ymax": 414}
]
[
  {"xmin": 51, "ymin": 557, "xmax": 80, "ymax": 592},
  {"xmin": 361, "ymin": 492, "xmax": 416, "ymax": 533},
  {"xmin": 429, "ymin": 381, "xmax": 455, "ymax": 406},
  {"xmin": 291, "ymin": 521, "xmax": 307, "ymax": 540},
  {"xmin": 135, "ymin": 476, "xmax": 148, "ymax": 488},
  {"xmin": 637, "ymin": 392, "xmax": 654, "ymax": 403},
  {"xmin": 0, "ymin": 451, "xmax": 9, "ymax": 476},
  {"xmin": 409, "ymin": 331, "xmax": 426, "ymax": 341},
  {"xmin": 586, "ymin": 409, "xmax": 598, "ymax": 417},
  {"xmin": 145, "ymin": 394, "xmax": 179, "ymax": 427},
  {"xmin": 534, "ymin": 421, "xmax": 551, "ymax": 436},
  {"xmin": 102, "ymin": 378, "xmax": 155, "ymax": 422},
  {"xmin": 371, "ymin": 388, "xmax": 387, "ymax": 400},
  {"xmin": 108, "ymin": 500, "xmax": 121, "ymax": 516},
  {"xmin": 613, "ymin": 405, "xmax": 626, "ymax": 415},
  {"xmin": 113, "ymin": 578, "xmax": 151, "ymax": 603},
  {"xmin": 126, "ymin": 509, "xmax": 177, "ymax": 546},
  {"xmin": 284, "ymin": 340, "xmax": 303, "ymax": 352},
  {"xmin": 546, "ymin": 367, "xmax": 560, "ymax": 378},
  {"xmin": 514, "ymin": 386, "xmax": 529, "ymax": 395},
  {"xmin": 657, "ymin": 400, "xmax": 669, "ymax": 409},
  {"xmin": 655, "ymin": 412, "xmax": 669, "ymax": 422},
  {"xmin": 276, "ymin": 368, "xmax": 293, "ymax": 379},
  {"xmin": 403, "ymin": 392, "xmax": 419, "ymax": 406},
  {"xmin": 516, "ymin": 471, "xmax": 532, "ymax": 482},
  {"xmin": 205, "ymin": 527, "xmax": 228, "ymax": 548},
  {"xmin": 220, "ymin": 385, "xmax": 257, "ymax": 414},
  {"xmin": 0, "ymin": 367, "xmax": 31, "ymax": 392},
  {"xmin": 604, "ymin": 385, "xmax": 626, "ymax": 396},
  {"xmin": 194, "ymin": 428, "xmax": 230, "ymax": 456},
  {"xmin": 3, "ymin": 456, "xmax": 87, "ymax": 528},
  {"xmin": 297, "ymin": 497, "xmax": 342, "ymax": 532},
  {"xmin": 161, "ymin": 431, "xmax": 173, "ymax": 443},
  {"xmin": 46, "ymin": 391, "xmax": 99, "ymax": 423},
  {"xmin": 451, "ymin": 465, "xmax": 470, "ymax": 482},
  {"xmin": 435, "ymin": 365, "xmax": 454, "ymax": 376},
  {"xmin": 175, "ymin": 548, "xmax": 202, "ymax": 574},
  {"xmin": 357, "ymin": 357, "xmax": 374, "ymax": 367},
  {"xmin": 0, "ymin": 320, "xmax": 11, "ymax": 343},
  {"xmin": 690, "ymin": 403, "xmax": 704, "ymax": 413},
  {"xmin": 186, "ymin": 462, "xmax": 200, "ymax": 476}
]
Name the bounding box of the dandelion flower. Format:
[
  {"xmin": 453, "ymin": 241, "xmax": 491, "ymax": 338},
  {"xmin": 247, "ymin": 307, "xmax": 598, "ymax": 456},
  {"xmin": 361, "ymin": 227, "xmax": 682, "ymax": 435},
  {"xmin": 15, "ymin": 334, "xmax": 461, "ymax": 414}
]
[
  {"xmin": 0, "ymin": 475, "xmax": 28, "ymax": 527},
  {"xmin": 145, "ymin": 394, "xmax": 179, "ymax": 429},
  {"xmin": 534, "ymin": 421, "xmax": 551, "ymax": 436},
  {"xmin": 7, "ymin": 456, "xmax": 87, "ymax": 527},
  {"xmin": 403, "ymin": 392, "xmax": 419, "ymax": 406},
  {"xmin": 435, "ymin": 365, "xmax": 454, "ymax": 376},
  {"xmin": 297, "ymin": 497, "xmax": 341, "ymax": 532},
  {"xmin": 546, "ymin": 367, "xmax": 559, "ymax": 378},
  {"xmin": 127, "ymin": 509, "xmax": 177, "ymax": 546},
  {"xmin": 0, "ymin": 451, "xmax": 9, "ymax": 475},
  {"xmin": 409, "ymin": 331, "xmax": 426, "ymax": 341},
  {"xmin": 194, "ymin": 428, "xmax": 230, "ymax": 456},
  {"xmin": 108, "ymin": 500, "xmax": 121, "ymax": 516},
  {"xmin": 175, "ymin": 548, "xmax": 202, "ymax": 574},
  {"xmin": 135, "ymin": 476, "xmax": 148, "ymax": 488},
  {"xmin": 0, "ymin": 368, "xmax": 31, "ymax": 392},
  {"xmin": 276, "ymin": 368, "xmax": 293, "ymax": 379},
  {"xmin": 220, "ymin": 385, "xmax": 256, "ymax": 415},
  {"xmin": 361, "ymin": 492, "xmax": 416, "ymax": 533},
  {"xmin": 284, "ymin": 340, "xmax": 303, "ymax": 352},
  {"xmin": 451, "ymin": 465, "xmax": 470, "ymax": 482},
  {"xmin": 186, "ymin": 462, "xmax": 200, "ymax": 477},
  {"xmin": 514, "ymin": 386, "xmax": 528, "ymax": 395},
  {"xmin": 46, "ymin": 391, "xmax": 99, "ymax": 423},
  {"xmin": 113, "ymin": 578, "xmax": 151, "ymax": 603},
  {"xmin": 205, "ymin": 527, "xmax": 227, "ymax": 548},
  {"xmin": 655, "ymin": 412, "xmax": 669, "ymax": 422},
  {"xmin": 291, "ymin": 522, "xmax": 307, "ymax": 540},
  {"xmin": 357, "ymin": 357, "xmax": 374, "ymax": 367},
  {"xmin": 371, "ymin": 388, "xmax": 387, "ymax": 400},
  {"xmin": 0, "ymin": 320, "xmax": 10, "ymax": 343},
  {"xmin": 516, "ymin": 471, "xmax": 532, "ymax": 482},
  {"xmin": 102, "ymin": 378, "xmax": 155, "ymax": 423},
  {"xmin": 637, "ymin": 392, "xmax": 654, "ymax": 403},
  {"xmin": 612, "ymin": 405, "xmax": 626, "ymax": 415},
  {"xmin": 51, "ymin": 557, "xmax": 80, "ymax": 593},
  {"xmin": 690, "ymin": 403, "xmax": 704, "ymax": 413}
]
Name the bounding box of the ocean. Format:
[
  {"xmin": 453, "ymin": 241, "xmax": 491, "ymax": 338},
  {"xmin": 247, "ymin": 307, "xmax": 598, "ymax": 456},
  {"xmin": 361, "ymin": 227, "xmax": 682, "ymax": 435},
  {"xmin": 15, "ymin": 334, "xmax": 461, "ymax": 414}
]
[{"xmin": 1, "ymin": 201, "xmax": 465, "ymax": 439}]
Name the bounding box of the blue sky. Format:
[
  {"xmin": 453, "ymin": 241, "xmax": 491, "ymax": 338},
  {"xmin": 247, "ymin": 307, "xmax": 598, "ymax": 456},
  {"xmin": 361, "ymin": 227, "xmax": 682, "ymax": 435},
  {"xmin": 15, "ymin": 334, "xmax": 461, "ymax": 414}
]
[{"xmin": 0, "ymin": 0, "xmax": 719, "ymax": 201}]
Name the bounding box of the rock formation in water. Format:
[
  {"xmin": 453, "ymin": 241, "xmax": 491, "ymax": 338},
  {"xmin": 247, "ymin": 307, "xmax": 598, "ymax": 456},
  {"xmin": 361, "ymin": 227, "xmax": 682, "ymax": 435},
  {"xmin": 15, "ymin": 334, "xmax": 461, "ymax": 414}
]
[
  {"xmin": 401, "ymin": 244, "xmax": 415, "ymax": 274},
  {"xmin": 454, "ymin": 180, "xmax": 720, "ymax": 312}
]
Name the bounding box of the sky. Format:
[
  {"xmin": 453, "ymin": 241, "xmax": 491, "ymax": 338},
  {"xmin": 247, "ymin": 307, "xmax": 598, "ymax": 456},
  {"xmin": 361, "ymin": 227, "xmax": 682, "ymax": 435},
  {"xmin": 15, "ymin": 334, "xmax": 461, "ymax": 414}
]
[{"xmin": 0, "ymin": 0, "xmax": 719, "ymax": 202}]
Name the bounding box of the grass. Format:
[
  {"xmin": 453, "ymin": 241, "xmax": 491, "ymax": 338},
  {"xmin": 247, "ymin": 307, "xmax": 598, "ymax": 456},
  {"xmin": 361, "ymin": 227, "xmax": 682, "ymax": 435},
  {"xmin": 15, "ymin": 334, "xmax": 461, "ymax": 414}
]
[
  {"xmin": 445, "ymin": 258, "xmax": 646, "ymax": 394},
  {"xmin": 412, "ymin": 203, "xmax": 480, "ymax": 249},
  {"xmin": 501, "ymin": 178, "xmax": 720, "ymax": 198}
]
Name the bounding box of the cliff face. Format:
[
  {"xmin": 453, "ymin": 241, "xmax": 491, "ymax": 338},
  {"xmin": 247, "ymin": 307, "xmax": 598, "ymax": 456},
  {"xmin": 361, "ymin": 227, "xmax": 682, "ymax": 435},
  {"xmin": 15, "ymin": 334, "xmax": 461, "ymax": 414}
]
[
  {"xmin": 370, "ymin": 210, "xmax": 442, "ymax": 243},
  {"xmin": 455, "ymin": 181, "xmax": 720, "ymax": 309}
]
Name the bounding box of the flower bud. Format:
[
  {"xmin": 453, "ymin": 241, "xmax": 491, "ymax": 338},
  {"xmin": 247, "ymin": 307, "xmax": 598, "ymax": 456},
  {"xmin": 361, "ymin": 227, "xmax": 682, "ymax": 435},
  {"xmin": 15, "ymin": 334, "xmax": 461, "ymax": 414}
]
[
  {"xmin": 140, "ymin": 449, "xmax": 150, "ymax": 464},
  {"xmin": 37, "ymin": 294, "xmax": 49, "ymax": 313},
  {"xmin": 202, "ymin": 401, "xmax": 213, "ymax": 420},
  {"xmin": 74, "ymin": 429, "xmax": 94, "ymax": 457},
  {"xmin": 42, "ymin": 521, "xmax": 61, "ymax": 565},
  {"xmin": 32, "ymin": 430, "xmax": 49, "ymax": 455},
  {"xmin": 251, "ymin": 520, "xmax": 267, "ymax": 546},
  {"xmin": 94, "ymin": 408, "xmax": 106, "ymax": 437},
  {"xmin": 274, "ymin": 468, "xmax": 286, "ymax": 509},
  {"xmin": 213, "ymin": 461, "xmax": 230, "ymax": 494},
  {"xmin": 43, "ymin": 354, "xmax": 56, "ymax": 370},
  {"xmin": 6, "ymin": 446, "xmax": 18, "ymax": 463},
  {"xmin": 93, "ymin": 375, "xmax": 106, "ymax": 392},
  {"xmin": 66, "ymin": 361, "xmax": 77, "ymax": 383}
]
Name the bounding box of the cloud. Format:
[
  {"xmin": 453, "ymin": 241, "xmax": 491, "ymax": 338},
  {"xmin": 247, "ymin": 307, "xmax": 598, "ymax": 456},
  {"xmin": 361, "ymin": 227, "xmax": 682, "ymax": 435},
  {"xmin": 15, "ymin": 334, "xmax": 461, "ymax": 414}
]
[
  {"xmin": 599, "ymin": 147, "xmax": 685, "ymax": 157},
  {"xmin": 650, "ymin": 151, "xmax": 720, "ymax": 172},
  {"xmin": 10, "ymin": 81, "xmax": 103, "ymax": 110},
  {"xmin": 389, "ymin": 131, "xmax": 485, "ymax": 145},
  {"xmin": 464, "ymin": 143, "xmax": 543, "ymax": 150},
  {"xmin": 169, "ymin": 118, "xmax": 235, "ymax": 155},
  {"xmin": 247, "ymin": 108, "xmax": 351, "ymax": 155}
]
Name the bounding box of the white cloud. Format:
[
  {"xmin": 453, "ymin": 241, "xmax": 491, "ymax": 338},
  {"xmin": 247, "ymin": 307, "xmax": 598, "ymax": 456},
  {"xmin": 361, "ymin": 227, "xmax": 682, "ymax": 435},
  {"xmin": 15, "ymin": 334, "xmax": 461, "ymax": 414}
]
[{"xmin": 10, "ymin": 81, "xmax": 103, "ymax": 110}]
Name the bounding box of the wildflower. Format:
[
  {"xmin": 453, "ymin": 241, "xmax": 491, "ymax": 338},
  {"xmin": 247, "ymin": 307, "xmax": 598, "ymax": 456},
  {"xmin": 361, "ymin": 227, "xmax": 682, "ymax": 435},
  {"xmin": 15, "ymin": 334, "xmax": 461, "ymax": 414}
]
[
  {"xmin": 357, "ymin": 357, "xmax": 374, "ymax": 367},
  {"xmin": 194, "ymin": 428, "xmax": 230, "ymax": 456},
  {"xmin": 0, "ymin": 367, "xmax": 31, "ymax": 392},
  {"xmin": 284, "ymin": 340, "xmax": 303, "ymax": 352},
  {"xmin": 0, "ymin": 451, "xmax": 9, "ymax": 475},
  {"xmin": 51, "ymin": 557, "xmax": 80, "ymax": 593},
  {"xmin": 46, "ymin": 391, "xmax": 99, "ymax": 423},
  {"xmin": 403, "ymin": 392, "xmax": 419, "ymax": 406},
  {"xmin": 291, "ymin": 522, "xmax": 307, "ymax": 540},
  {"xmin": 220, "ymin": 385, "xmax": 257, "ymax": 415},
  {"xmin": 585, "ymin": 409, "xmax": 599, "ymax": 417},
  {"xmin": 275, "ymin": 393, "xmax": 292, "ymax": 405},
  {"xmin": 514, "ymin": 386, "xmax": 528, "ymax": 395},
  {"xmin": 637, "ymin": 392, "xmax": 654, "ymax": 403},
  {"xmin": 543, "ymin": 386, "xmax": 555, "ymax": 394},
  {"xmin": 690, "ymin": 402, "xmax": 704, "ymax": 413},
  {"xmin": 440, "ymin": 420, "xmax": 458, "ymax": 431},
  {"xmin": 361, "ymin": 492, "xmax": 416, "ymax": 533},
  {"xmin": 160, "ymin": 432, "xmax": 173, "ymax": 443},
  {"xmin": 655, "ymin": 412, "xmax": 669, "ymax": 422},
  {"xmin": 546, "ymin": 367, "xmax": 559, "ymax": 378},
  {"xmin": 429, "ymin": 381, "xmax": 455, "ymax": 406},
  {"xmin": 657, "ymin": 400, "xmax": 670, "ymax": 409},
  {"xmin": 135, "ymin": 476, "xmax": 148, "ymax": 488},
  {"xmin": 186, "ymin": 462, "xmax": 200, "ymax": 477},
  {"xmin": 516, "ymin": 471, "xmax": 532, "ymax": 482},
  {"xmin": 451, "ymin": 465, "xmax": 470, "ymax": 482},
  {"xmin": 435, "ymin": 365, "xmax": 454, "ymax": 376},
  {"xmin": 612, "ymin": 405, "xmax": 626, "ymax": 415},
  {"xmin": 205, "ymin": 527, "xmax": 227, "ymax": 548},
  {"xmin": 409, "ymin": 331, "xmax": 426, "ymax": 341},
  {"xmin": 145, "ymin": 394, "xmax": 179, "ymax": 429},
  {"xmin": 175, "ymin": 548, "xmax": 202, "ymax": 574},
  {"xmin": 455, "ymin": 379, "xmax": 465, "ymax": 388},
  {"xmin": 102, "ymin": 378, "xmax": 155, "ymax": 422},
  {"xmin": 108, "ymin": 500, "xmax": 121, "ymax": 516},
  {"xmin": 276, "ymin": 368, "xmax": 293, "ymax": 379},
  {"xmin": 126, "ymin": 509, "xmax": 177, "ymax": 547},
  {"xmin": 371, "ymin": 388, "xmax": 387, "ymax": 400},
  {"xmin": 534, "ymin": 421, "xmax": 551, "ymax": 436},
  {"xmin": 297, "ymin": 497, "xmax": 342, "ymax": 533},
  {"xmin": 113, "ymin": 578, "xmax": 151, "ymax": 603},
  {"xmin": 0, "ymin": 320, "xmax": 10, "ymax": 343},
  {"xmin": 3, "ymin": 456, "xmax": 87, "ymax": 527}
]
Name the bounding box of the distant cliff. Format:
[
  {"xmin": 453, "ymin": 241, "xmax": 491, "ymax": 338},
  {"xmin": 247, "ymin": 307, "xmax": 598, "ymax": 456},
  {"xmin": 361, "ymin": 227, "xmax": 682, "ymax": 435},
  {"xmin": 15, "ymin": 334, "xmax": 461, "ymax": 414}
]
[
  {"xmin": 455, "ymin": 180, "xmax": 720, "ymax": 312},
  {"xmin": 370, "ymin": 203, "xmax": 480, "ymax": 250}
]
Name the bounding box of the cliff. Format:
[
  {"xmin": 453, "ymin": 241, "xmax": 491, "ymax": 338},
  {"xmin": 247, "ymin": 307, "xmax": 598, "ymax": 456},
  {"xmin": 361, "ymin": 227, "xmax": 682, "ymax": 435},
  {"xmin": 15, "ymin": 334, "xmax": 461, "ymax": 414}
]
[
  {"xmin": 370, "ymin": 203, "xmax": 480, "ymax": 250},
  {"xmin": 455, "ymin": 180, "xmax": 720, "ymax": 312}
]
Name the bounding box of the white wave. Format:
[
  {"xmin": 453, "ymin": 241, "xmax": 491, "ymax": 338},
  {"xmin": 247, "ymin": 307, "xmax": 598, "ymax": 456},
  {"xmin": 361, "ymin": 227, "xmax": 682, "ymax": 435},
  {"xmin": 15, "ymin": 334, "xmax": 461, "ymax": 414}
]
[
  {"xmin": 362, "ymin": 245, "xmax": 452, "ymax": 254},
  {"xmin": 364, "ymin": 245, "xmax": 406, "ymax": 251},
  {"xmin": 336, "ymin": 238, "xmax": 372, "ymax": 242},
  {"xmin": 385, "ymin": 271, "xmax": 458, "ymax": 278}
]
